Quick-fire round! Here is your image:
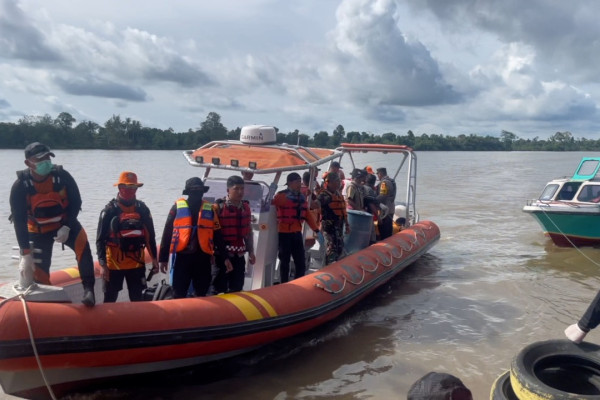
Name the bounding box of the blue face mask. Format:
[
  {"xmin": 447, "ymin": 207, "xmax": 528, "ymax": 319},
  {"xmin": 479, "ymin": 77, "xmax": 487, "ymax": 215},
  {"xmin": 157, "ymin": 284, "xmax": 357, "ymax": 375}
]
[{"xmin": 34, "ymin": 160, "xmax": 53, "ymax": 176}]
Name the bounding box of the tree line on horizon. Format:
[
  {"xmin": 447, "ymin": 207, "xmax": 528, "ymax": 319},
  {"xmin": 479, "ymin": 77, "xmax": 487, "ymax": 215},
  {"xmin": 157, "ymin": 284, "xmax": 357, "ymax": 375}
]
[{"xmin": 0, "ymin": 111, "xmax": 598, "ymax": 152}]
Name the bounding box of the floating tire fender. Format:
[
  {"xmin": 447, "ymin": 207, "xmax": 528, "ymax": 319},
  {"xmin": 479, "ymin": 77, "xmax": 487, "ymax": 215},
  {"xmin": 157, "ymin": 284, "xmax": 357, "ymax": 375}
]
[
  {"xmin": 490, "ymin": 370, "xmax": 518, "ymax": 400},
  {"xmin": 510, "ymin": 339, "xmax": 600, "ymax": 400}
]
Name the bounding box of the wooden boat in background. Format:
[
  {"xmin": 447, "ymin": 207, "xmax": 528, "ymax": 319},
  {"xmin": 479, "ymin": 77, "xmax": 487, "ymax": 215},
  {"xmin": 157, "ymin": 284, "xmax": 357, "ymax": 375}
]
[{"xmin": 0, "ymin": 125, "xmax": 440, "ymax": 399}]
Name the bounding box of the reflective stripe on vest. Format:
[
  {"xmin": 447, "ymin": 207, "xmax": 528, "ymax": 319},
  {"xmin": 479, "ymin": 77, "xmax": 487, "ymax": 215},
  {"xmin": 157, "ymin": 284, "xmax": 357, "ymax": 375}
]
[
  {"xmin": 170, "ymin": 198, "xmax": 215, "ymax": 255},
  {"xmin": 218, "ymin": 201, "xmax": 251, "ymax": 253},
  {"xmin": 25, "ymin": 174, "xmax": 68, "ymax": 233}
]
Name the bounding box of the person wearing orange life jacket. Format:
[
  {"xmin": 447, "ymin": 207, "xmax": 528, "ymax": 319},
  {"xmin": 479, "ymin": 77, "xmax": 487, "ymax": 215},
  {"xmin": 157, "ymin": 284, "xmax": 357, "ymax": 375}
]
[
  {"xmin": 316, "ymin": 172, "xmax": 350, "ymax": 265},
  {"xmin": 9, "ymin": 142, "xmax": 96, "ymax": 306},
  {"xmin": 96, "ymin": 172, "xmax": 162, "ymax": 303},
  {"xmin": 272, "ymin": 172, "xmax": 320, "ymax": 283},
  {"xmin": 322, "ymin": 161, "xmax": 345, "ymax": 190},
  {"xmin": 158, "ymin": 177, "xmax": 232, "ymax": 298},
  {"xmin": 212, "ymin": 176, "xmax": 256, "ymax": 294}
]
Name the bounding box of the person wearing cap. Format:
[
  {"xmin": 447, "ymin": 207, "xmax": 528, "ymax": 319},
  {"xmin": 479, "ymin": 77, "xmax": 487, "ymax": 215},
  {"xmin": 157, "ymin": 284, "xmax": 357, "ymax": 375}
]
[
  {"xmin": 9, "ymin": 142, "xmax": 96, "ymax": 306},
  {"xmin": 345, "ymin": 168, "xmax": 367, "ymax": 211},
  {"xmin": 96, "ymin": 172, "xmax": 162, "ymax": 303},
  {"xmin": 376, "ymin": 167, "xmax": 397, "ymax": 240},
  {"xmin": 158, "ymin": 177, "xmax": 232, "ymax": 298},
  {"xmin": 272, "ymin": 172, "xmax": 320, "ymax": 283},
  {"xmin": 323, "ymin": 161, "xmax": 346, "ymax": 183},
  {"xmin": 212, "ymin": 176, "xmax": 256, "ymax": 293},
  {"xmin": 407, "ymin": 372, "xmax": 472, "ymax": 400},
  {"xmin": 316, "ymin": 172, "xmax": 350, "ymax": 265}
]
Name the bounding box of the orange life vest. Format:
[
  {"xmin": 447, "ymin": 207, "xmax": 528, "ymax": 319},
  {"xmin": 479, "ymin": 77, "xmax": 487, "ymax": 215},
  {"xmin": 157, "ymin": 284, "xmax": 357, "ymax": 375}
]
[
  {"xmin": 217, "ymin": 199, "xmax": 251, "ymax": 254},
  {"xmin": 107, "ymin": 200, "xmax": 146, "ymax": 251},
  {"xmin": 275, "ymin": 190, "xmax": 308, "ymax": 225},
  {"xmin": 317, "ymin": 188, "xmax": 347, "ymax": 222},
  {"xmin": 170, "ymin": 198, "xmax": 216, "ymax": 255},
  {"xmin": 19, "ymin": 167, "xmax": 69, "ymax": 233},
  {"xmin": 103, "ymin": 200, "xmax": 148, "ymax": 270}
]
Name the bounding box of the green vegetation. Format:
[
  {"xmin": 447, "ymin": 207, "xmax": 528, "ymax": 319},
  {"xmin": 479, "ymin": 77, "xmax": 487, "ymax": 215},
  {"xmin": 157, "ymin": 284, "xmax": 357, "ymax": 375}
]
[{"xmin": 0, "ymin": 111, "xmax": 597, "ymax": 151}]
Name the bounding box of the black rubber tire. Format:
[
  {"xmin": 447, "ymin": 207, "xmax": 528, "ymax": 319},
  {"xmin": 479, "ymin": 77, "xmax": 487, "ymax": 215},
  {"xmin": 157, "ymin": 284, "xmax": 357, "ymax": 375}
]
[
  {"xmin": 490, "ymin": 371, "xmax": 519, "ymax": 400},
  {"xmin": 510, "ymin": 339, "xmax": 600, "ymax": 399}
]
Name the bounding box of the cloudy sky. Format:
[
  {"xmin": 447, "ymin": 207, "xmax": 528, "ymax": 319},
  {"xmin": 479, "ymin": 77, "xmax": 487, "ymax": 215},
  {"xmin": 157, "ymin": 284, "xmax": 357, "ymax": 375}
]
[{"xmin": 1, "ymin": 0, "xmax": 599, "ymax": 139}]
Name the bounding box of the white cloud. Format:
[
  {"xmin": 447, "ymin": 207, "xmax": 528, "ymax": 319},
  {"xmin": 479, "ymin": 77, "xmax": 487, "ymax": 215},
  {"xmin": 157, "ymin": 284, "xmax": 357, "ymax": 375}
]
[{"xmin": 0, "ymin": 0, "xmax": 600, "ymax": 138}]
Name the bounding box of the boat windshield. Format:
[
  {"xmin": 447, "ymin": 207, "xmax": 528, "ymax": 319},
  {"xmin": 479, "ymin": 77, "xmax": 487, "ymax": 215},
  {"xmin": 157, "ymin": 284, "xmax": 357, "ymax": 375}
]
[
  {"xmin": 202, "ymin": 178, "xmax": 269, "ymax": 213},
  {"xmin": 555, "ymin": 182, "xmax": 581, "ymax": 201},
  {"xmin": 540, "ymin": 184, "xmax": 559, "ymax": 201}
]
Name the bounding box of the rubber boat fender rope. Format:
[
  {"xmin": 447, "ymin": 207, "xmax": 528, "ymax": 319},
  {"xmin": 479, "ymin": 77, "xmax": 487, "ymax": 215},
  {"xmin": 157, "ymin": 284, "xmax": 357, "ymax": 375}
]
[
  {"xmin": 388, "ymin": 234, "xmax": 414, "ymax": 252},
  {"xmin": 0, "ymin": 287, "xmax": 59, "ymax": 400},
  {"xmin": 411, "ymin": 226, "xmax": 427, "ymax": 242},
  {"xmin": 538, "ymin": 207, "xmax": 600, "ymax": 267},
  {"xmin": 343, "ymin": 266, "xmax": 366, "ymax": 285},
  {"xmin": 361, "ymin": 256, "xmax": 381, "ymax": 272},
  {"xmin": 381, "ymin": 242, "xmax": 403, "ymax": 261},
  {"xmin": 315, "ymin": 275, "xmax": 347, "ymax": 294},
  {"xmin": 18, "ymin": 293, "xmax": 58, "ymax": 400},
  {"xmin": 314, "ymin": 224, "xmax": 432, "ymax": 294},
  {"xmin": 315, "ymin": 252, "xmax": 381, "ymax": 294},
  {"xmin": 371, "ymin": 248, "xmax": 393, "ymax": 267}
]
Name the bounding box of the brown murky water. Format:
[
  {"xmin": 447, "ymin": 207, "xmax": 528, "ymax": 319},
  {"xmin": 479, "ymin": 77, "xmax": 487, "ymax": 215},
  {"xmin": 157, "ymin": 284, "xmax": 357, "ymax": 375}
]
[{"xmin": 2, "ymin": 149, "xmax": 600, "ymax": 399}]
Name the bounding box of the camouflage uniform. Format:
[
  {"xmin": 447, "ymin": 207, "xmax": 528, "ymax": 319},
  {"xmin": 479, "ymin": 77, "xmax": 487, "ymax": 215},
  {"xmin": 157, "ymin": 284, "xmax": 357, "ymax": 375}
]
[{"xmin": 316, "ymin": 188, "xmax": 347, "ymax": 265}]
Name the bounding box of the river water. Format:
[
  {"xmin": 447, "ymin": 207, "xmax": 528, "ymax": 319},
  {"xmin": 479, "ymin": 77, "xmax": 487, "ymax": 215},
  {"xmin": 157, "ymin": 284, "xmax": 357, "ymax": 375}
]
[{"xmin": 1, "ymin": 149, "xmax": 600, "ymax": 399}]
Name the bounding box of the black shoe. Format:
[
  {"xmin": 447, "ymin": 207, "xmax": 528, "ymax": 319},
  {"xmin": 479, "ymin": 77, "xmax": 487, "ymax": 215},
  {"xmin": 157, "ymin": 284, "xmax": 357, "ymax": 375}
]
[{"xmin": 82, "ymin": 289, "xmax": 95, "ymax": 307}]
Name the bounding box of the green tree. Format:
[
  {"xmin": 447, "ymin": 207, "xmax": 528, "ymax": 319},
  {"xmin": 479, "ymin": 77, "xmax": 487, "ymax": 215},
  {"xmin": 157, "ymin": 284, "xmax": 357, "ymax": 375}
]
[
  {"xmin": 200, "ymin": 112, "xmax": 227, "ymax": 141},
  {"xmin": 55, "ymin": 112, "xmax": 76, "ymax": 130},
  {"xmin": 313, "ymin": 131, "xmax": 329, "ymax": 147},
  {"xmin": 500, "ymin": 130, "xmax": 517, "ymax": 151}
]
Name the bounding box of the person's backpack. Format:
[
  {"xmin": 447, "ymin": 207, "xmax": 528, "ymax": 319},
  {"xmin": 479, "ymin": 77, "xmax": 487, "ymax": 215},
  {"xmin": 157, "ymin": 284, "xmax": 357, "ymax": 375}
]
[{"xmin": 142, "ymin": 279, "xmax": 174, "ymax": 301}]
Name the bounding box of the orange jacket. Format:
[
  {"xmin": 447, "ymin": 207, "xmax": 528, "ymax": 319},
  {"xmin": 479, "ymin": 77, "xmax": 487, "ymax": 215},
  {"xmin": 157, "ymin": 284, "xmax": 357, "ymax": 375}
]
[
  {"xmin": 272, "ymin": 190, "xmax": 319, "ymax": 233},
  {"xmin": 170, "ymin": 199, "xmax": 219, "ymax": 255}
]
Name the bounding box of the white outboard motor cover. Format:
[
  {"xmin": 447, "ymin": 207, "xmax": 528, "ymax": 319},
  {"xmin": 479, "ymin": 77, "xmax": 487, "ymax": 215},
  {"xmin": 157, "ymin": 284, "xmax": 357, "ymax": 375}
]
[{"xmin": 240, "ymin": 125, "xmax": 277, "ymax": 145}]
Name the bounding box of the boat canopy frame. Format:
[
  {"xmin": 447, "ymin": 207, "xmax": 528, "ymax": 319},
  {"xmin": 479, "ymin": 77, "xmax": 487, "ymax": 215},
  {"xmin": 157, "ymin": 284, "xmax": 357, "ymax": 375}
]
[
  {"xmin": 183, "ymin": 140, "xmax": 342, "ymax": 204},
  {"xmin": 183, "ymin": 140, "xmax": 420, "ymax": 226},
  {"xmin": 334, "ymin": 143, "xmax": 418, "ymax": 226}
]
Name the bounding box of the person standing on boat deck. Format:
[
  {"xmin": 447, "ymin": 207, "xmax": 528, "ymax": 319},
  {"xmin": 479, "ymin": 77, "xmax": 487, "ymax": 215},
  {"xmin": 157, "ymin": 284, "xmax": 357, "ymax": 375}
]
[
  {"xmin": 302, "ymin": 169, "xmax": 322, "ymax": 196},
  {"xmin": 158, "ymin": 178, "xmax": 232, "ymax": 298},
  {"xmin": 9, "ymin": 142, "xmax": 96, "ymax": 306},
  {"xmin": 317, "ymin": 172, "xmax": 350, "ymax": 265},
  {"xmin": 96, "ymin": 172, "xmax": 162, "ymax": 303},
  {"xmin": 272, "ymin": 172, "xmax": 320, "ymax": 283},
  {"xmin": 212, "ymin": 176, "xmax": 255, "ymax": 293},
  {"xmin": 323, "ymin": 161, "xmax": 345, "ymax": 190},
  {"xmin": 376, "ymin": 167, "xmax": 396, "ymax": 240},
  {"xmin": 345, "ymin": 168, "xmax": 366, "ymax": 211},
  {"xmin": 363, "ymin": 173, "xmax": 381, "ymax": 244},
  {"xmin": 301, "ymin": 170, "xmax": 321, "ymax": 230}
]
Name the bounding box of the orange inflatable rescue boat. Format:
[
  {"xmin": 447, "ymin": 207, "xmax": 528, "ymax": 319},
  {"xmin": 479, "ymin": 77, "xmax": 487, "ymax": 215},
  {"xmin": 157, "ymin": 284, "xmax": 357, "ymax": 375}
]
[{"xmin": 0, "ymin": 126, "xmax": 439, "ymax": 399}]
